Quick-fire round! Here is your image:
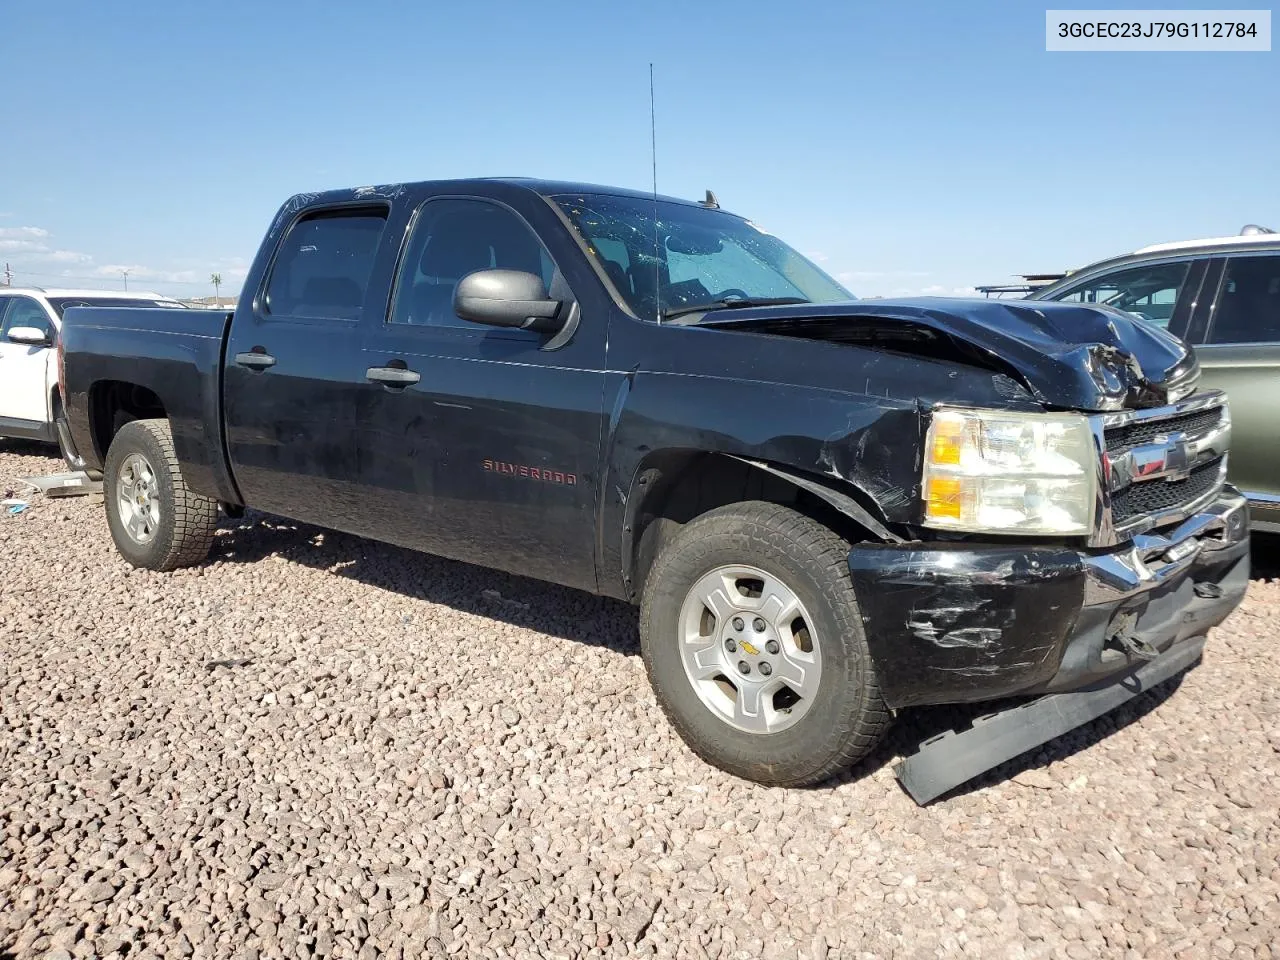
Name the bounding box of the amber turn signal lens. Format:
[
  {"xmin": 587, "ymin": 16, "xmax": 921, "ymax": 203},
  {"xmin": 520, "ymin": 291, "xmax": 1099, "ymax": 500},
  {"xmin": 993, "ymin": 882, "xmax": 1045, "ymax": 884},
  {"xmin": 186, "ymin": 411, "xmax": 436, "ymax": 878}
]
[
  {"xmin": 929, "ymin": 419, "xmax": 964, "ymax": 465},
  {"xmin": 926, "ymin": 476, "xmax": 963, "ymax": 520}
]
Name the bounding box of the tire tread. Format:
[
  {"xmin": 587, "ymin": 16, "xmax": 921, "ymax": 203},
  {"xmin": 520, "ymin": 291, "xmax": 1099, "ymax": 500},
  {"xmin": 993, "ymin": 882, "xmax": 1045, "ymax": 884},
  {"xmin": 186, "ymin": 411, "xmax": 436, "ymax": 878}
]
[
  {"xmin": 105, "ymin": 419, "xmax": 217, "ymax": 571},
  {"xmin": 640, "ymin": 500, "xmax": 890, "ymax": 787}
]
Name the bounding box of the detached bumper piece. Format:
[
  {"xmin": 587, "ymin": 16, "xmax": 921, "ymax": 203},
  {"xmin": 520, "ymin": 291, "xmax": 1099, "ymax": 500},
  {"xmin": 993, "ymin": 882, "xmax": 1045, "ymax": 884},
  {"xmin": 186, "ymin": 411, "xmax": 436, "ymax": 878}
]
[
  {"xmin": 896, "ymin": 636, "xmax": 1204, "ymax": 804},
  {"xmin": 848, "ymin": 489, "xmax": 1249, "ymax": 803}
]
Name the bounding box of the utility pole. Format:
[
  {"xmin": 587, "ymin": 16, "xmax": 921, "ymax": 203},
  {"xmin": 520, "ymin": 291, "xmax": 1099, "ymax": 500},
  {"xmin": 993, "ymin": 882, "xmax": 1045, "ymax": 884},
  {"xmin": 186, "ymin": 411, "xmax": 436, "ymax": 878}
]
[
  {"xmin": 121, "ymin": 269, "xmax": 130, "ymax": 292},
  {"xmin": 2, "ymin": 263, "xmax": 11, "ymax": 286}
]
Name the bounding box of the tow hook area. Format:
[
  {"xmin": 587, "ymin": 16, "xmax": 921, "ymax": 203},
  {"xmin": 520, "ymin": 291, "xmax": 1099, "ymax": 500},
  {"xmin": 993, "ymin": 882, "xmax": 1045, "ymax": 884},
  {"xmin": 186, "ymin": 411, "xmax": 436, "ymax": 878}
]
[
  {"xmin": 1105, "ymin": 610, "xmax": 1160, "ymax": 661},
  {"xmin": 1194, "ymin": 581, "xmax": 1225, "ymax": 600}
]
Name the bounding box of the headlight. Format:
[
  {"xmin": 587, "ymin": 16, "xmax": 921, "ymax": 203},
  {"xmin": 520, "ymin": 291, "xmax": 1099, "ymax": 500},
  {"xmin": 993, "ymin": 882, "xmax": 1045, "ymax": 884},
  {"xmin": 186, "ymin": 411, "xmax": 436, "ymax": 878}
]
[{"xmin": 922, "ymin": 408, "xmax": 1096, "ymax": 535}]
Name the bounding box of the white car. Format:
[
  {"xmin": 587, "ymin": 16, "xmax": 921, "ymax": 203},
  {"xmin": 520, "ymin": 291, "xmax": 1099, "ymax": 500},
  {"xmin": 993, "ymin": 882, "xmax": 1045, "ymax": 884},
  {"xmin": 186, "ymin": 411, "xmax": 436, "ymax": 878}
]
[{"xmin": 0, "ymin": 287, "xmax": 181, "ymax": 464}]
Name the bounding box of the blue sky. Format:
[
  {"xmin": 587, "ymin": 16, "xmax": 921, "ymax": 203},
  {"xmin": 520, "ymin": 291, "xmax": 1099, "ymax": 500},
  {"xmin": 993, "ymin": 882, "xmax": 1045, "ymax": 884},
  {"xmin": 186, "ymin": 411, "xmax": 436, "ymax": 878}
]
[{"xmin": 1, "ymin": 0, "xmax": 1274, "ymax": 299}]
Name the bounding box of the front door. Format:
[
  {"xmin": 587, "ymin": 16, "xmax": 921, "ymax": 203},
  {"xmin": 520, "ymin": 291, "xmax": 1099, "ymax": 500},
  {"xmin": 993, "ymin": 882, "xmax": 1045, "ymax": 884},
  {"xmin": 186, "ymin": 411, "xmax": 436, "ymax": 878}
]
[
  {"xmin": 1189, "ymin": 253, "xmax": 1280, "ymax": 521},
  {"xmin": 222, "ymin": 205, "xmax": 391, "ymax": 526},
  {"xmin": 0, "ymin": 295, "xmax": 56, "ymax": 431},
  {"xmin": 355, "ymin": 196, "xmax": 607, "ymax": 592}
]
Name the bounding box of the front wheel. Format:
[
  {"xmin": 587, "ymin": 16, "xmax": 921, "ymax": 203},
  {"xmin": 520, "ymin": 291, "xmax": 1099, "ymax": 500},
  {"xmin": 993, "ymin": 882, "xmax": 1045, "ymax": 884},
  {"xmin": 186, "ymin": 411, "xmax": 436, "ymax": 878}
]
[
  {"xmin": 104, "ymin": 418, "xmax": 218, "ymax": 571},
  {"xmin": 639, "ymin": 501, "xmax": 890, "ymax": 786}
]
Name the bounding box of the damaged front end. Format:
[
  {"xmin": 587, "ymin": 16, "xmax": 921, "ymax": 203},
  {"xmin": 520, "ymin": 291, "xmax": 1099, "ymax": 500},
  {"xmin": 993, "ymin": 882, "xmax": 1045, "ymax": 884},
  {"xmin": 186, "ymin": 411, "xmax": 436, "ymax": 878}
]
[
  {"xmin": 848, "ymin": 492, "xmax": 1248, "ymax": 713},
  {"xmin": 699, "ymin": 296, "xmax": 1198, "ymax": 412},
  {"xmin": 851, "ymin": 491, "xmax": 1248, "ymax": 804},
  {"xmin": 840, "ymin": 382, "xmax": 1249, "ymax": 802}
]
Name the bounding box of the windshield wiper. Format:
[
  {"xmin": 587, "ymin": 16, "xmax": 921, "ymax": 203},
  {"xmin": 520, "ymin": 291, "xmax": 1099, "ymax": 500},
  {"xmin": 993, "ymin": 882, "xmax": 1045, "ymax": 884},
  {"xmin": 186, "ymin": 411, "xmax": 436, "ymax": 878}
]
[{"xmin": 661, "ymin": 296, "xmax": 811, "ymax": 322}]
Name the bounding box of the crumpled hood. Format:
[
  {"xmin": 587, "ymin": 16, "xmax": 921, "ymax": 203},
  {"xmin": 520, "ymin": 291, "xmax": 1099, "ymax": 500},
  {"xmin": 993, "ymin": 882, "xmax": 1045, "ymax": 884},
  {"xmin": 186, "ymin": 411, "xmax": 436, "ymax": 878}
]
[{"xmin": 698, "ymin": 297, "xmax": 1198, "ymax": 411}]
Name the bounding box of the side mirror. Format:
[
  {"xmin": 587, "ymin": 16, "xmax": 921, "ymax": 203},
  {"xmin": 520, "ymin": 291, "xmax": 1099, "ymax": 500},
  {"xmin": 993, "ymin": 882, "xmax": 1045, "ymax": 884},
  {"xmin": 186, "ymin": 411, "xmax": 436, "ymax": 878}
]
[
  {"xmin": 454, "ymin": 269, "xmax": 563, "ymax": 333},
  {"xmin": 6, "ymin": 326, "xmax": 52, "ymax": 347}
]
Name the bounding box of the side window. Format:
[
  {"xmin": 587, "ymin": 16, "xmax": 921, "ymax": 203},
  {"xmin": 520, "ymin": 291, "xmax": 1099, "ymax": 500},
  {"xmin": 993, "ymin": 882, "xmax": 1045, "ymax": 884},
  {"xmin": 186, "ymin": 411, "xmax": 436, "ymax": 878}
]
[
  {"xmin": 0, "ymin": 296, "xmax": 55, "ymax": 340},
  {"xmin": 1052, "ymin": 262, "xmax": 1189, "ymax": 328},
  {"xmin": 263, "ymin": 208, "xmax": 388, "ymax": 321},
  {"xmin": 390, "ymin": 199, "xmax": 555, "ymax": 328},
  {"xmin": 1205, "ymin": 256, "xmax": 1280, "ymax": 345}
]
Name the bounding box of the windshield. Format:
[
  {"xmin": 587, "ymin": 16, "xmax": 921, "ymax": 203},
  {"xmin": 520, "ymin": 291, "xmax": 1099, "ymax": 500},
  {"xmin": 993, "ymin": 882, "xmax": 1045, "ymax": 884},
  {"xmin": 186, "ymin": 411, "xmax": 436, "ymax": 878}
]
[
  {"xmin": 553, "ymin": 194, "xmax": 852, "ymax": 320},
  {"xmin": 47, "ymin": 297, "xmax": 177, "ymax": 319}
]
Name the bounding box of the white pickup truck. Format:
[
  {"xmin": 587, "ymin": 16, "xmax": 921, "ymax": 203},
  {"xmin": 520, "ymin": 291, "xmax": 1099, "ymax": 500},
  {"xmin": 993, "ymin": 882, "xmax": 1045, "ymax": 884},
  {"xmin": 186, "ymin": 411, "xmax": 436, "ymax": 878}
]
[{"xmin": 0, "ymin": 286, "xmax": 180, "ymax": 463}]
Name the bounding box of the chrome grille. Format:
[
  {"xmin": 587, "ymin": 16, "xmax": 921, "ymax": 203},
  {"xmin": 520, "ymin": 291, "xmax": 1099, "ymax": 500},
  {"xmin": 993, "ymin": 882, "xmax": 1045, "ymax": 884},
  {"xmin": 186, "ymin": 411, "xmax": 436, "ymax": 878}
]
[
  {"xmin": 1110, "ymin": 459, "xmax": 1224, "ymax": 525},
  {"xmin": 1104, "ymin": 406, "xmax": 1224, "ymax": 457},
  {"xmin": 1092, "ymin": 390, "xmax": 1231, "ymax": 546}
]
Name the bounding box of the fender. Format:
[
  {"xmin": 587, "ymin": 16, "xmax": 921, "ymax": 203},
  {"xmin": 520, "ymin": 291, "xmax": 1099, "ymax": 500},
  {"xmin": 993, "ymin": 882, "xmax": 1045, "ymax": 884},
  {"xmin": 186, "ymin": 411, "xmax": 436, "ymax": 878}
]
[
  {"xmin": 612, "ymin": 446, "xmax": 906, "ymax": 603},
  {"xmin": 726, "ymin": 457, "xmax": 902, "ymax": 544}
]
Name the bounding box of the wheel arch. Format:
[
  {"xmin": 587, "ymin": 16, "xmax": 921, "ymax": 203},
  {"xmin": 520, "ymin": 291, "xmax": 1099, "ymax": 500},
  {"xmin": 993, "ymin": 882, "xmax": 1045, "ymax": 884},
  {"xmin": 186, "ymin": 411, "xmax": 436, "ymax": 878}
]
[
  {"xmin": 86, "ymin": 379, "xmax": 167, "ymax": 465},
  {"xmin": 621, "ymin": 449, "xmax": 900, "ymax": 603}
]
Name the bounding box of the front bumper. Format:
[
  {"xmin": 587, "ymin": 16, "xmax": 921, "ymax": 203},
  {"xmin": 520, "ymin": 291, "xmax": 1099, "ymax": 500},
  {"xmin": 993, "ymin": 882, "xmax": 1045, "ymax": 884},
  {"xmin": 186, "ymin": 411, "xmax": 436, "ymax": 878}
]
[{"xmin": 848, "ymin": 489, "xmax": 1249, "ymax": 710}]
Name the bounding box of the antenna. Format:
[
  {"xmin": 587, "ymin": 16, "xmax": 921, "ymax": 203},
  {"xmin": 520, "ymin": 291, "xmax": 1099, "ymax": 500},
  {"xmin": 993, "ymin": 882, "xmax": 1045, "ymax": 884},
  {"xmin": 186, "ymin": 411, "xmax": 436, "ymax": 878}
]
[{"xmin": 650, "ymin": 62, "xmax": 661, "ymax": 325}]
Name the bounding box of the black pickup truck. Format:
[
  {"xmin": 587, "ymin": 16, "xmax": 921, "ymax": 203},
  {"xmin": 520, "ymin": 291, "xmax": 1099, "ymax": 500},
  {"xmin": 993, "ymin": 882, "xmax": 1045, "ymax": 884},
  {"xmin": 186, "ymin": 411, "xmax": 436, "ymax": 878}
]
[{"xmin": 58, "ymin": 179, "xmax": 1248, "ymax": 802}]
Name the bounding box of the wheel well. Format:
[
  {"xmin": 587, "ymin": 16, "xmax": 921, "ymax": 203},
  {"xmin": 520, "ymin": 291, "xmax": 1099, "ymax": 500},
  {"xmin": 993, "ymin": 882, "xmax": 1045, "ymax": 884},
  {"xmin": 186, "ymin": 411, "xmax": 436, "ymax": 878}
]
[
  {"xmin": 627, "ymin": 452, "xmax": 885, "ymax": 600},
  {"xmin": 87, "ymin": 381, "xmax": 166, "ymax": 462}
]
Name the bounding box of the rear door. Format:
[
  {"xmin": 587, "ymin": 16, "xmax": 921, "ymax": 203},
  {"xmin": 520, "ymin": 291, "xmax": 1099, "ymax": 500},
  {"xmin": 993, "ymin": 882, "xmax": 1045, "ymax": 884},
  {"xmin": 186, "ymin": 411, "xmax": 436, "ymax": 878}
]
[
  {"xmin": 222, "ymin": 205, "xmax": 391, "ymax": 526},
  {"xmin": 1187, "ymin": 252, "xmax": 1280, "ymax": 517},
  {"xmin": 354, "ymin": 194, "xmax": 608, "ymax": 592},
  {"xmin": 0, "ymin": 295, "xmax": 56, "ymax": 428}
]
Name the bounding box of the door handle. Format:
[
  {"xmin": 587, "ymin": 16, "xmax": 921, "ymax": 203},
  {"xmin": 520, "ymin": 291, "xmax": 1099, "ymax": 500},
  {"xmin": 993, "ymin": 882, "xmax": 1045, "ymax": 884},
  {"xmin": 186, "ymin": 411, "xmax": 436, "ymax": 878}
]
[
  {"xmin": 234, "ymin": 350, "xmax": 277, "ymax": 370},
  {"xmin": 366, "ymin": 365, "xmax": 421, "ymax": 387}
]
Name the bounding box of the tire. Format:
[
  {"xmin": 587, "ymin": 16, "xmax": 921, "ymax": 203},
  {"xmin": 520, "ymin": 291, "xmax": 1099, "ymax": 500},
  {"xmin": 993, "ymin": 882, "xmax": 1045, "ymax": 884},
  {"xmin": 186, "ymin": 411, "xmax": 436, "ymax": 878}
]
[
  {"xmin": 639, "ymin": 501, "xmax": 890, "ymax": 786},
  {"xmin": 103, "ymin": 418, "xmax": 218, "ymax": 571}
]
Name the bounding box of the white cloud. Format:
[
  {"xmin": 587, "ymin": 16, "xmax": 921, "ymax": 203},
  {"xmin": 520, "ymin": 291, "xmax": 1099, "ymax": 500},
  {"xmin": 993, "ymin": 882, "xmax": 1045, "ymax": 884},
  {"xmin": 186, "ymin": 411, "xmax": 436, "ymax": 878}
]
[
  {"xmin": 44, "ymin": 250, "xmax": 93, "ymax": 264},
  {"xmin": 3, "ymin": 224, "xmax": 245, "ymax": 293},
  {"xmin": 836, "ymin": 269, "xmax": 931, "ymax": 283},
  {"xmin": 93, "ymin": 262, "xmax": 248, "ymax": 287},
  {"xmin": 804, "ymin": 251, "xmax": 830, "ymax": 263},
  {"xmin": 0, "ymin": 226, "xmax": 49, "ymax": 241},
  {"xmin": 883, "ymin": 283, "xmax": 982, "ymax": 299},
  {"xmin": 93, "ymin": 263, "xmax": 148, "ymax": 278}
]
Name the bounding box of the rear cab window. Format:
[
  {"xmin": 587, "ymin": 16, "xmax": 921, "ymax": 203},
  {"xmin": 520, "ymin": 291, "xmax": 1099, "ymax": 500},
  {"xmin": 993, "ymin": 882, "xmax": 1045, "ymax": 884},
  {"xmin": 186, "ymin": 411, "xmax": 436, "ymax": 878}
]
[{"xmin": 264, "ymin": 207, "xmax": 388, "ymax": 321}]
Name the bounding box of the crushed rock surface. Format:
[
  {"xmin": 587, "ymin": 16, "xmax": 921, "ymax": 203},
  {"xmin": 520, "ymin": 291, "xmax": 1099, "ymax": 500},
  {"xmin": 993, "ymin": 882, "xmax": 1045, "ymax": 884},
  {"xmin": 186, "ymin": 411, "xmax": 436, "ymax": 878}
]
[{"xmin": 1, "ymin": 440, "xmax": 1277, "ymax": 959}]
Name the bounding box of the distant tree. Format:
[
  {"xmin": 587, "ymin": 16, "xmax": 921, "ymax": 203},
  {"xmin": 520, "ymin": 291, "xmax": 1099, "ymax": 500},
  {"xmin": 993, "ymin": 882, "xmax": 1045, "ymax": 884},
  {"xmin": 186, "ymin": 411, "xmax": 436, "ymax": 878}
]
[{"xmin": 211, "ymin": 273, "xmax": 223, "ymax": 303}]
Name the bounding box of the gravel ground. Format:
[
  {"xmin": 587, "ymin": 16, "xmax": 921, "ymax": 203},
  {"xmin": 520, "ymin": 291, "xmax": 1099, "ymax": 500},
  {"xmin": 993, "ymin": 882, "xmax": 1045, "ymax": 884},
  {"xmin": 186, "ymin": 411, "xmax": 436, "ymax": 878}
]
[{"xmin": 1, "ymin": 438, "xmax": 1277, "ymax": 960}]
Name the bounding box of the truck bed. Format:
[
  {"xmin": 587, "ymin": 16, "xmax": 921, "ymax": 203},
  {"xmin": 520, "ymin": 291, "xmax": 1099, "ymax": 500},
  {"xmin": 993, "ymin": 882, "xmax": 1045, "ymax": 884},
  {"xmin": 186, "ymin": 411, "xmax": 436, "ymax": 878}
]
[{"xmin": 59, "ymin": 306, "xmax": 237, "ymax": 502}]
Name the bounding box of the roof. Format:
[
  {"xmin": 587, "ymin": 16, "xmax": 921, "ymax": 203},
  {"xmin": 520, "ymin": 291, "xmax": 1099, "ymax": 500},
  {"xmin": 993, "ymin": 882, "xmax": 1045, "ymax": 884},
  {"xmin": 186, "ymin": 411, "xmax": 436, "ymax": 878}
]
[
  {"xmin": 289, "ymin": 178, "xmax": 735, "ymax": 218},
  {"xmin": 485, "ymin": 178, "xmax": 719, "ymax": 209},
  {"xmin": 1135, "ymin": 233, "xmax": 1280, "ymax": 254},
  {"xmin": 1030, "ymin": 226, "xmax": 1280, "ymax": 301},
  {"xmin": 0, "ymin": 286, "xmax": 175, "ymax": 300}
]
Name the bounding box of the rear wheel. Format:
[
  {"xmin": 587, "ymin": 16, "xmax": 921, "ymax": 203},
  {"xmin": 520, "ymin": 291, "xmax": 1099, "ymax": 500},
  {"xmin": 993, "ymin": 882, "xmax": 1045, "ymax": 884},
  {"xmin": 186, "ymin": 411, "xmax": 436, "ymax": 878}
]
[
  {"xmin": 639, "ymin": 501, "xmax": 890, "ymax": 786},
  {"xmin": 104, "ymin": 419, "xmax": 218, "ymax": 571}
]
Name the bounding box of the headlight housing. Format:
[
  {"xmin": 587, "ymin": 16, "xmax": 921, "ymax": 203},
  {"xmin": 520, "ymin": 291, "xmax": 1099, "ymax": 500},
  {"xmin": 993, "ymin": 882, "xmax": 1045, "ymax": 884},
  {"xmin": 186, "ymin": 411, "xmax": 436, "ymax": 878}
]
[{"xmin": 922, "ymin": 408, "xmax": 1097, "ymax": 535}]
